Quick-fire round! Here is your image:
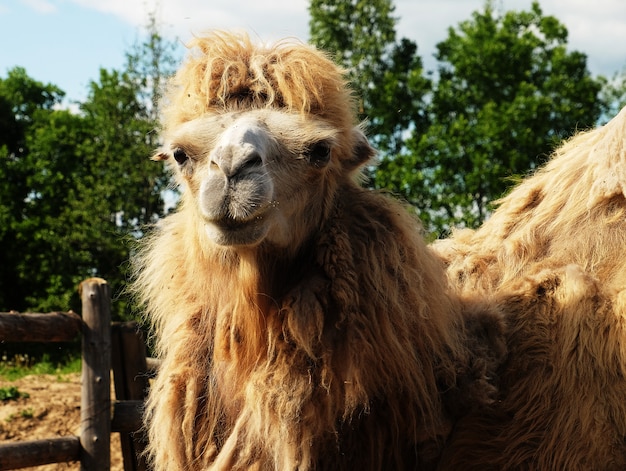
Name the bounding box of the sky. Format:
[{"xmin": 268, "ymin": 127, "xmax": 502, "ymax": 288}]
[{"xmin": 0, "ymin": 0, "xmax": 625, "ymax": 104}]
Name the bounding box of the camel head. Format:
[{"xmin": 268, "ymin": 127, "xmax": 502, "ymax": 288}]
[{"xmin": 153, "ymin": 31, "xmax": 374, "ymax": 249}]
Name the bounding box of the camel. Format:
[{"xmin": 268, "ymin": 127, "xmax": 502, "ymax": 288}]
[
  {"xmin": 434, "ymin": 106, "xmax": 626, "ymax": 469},
  {"xmin": 132, "ymin": 31, "xmax": 502, "ymax": 470}
]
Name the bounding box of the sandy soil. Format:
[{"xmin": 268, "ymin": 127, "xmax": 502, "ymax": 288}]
[{"xmin": 0, "ymin": 373, "xmax": 123, "ymax": 470}]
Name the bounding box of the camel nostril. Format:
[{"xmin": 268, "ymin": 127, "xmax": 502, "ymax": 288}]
[
  {"xmin": 239, "ymin": 152, "xmax": 263, "ymax": 173},
  {"xmin": 210, "ymin": 148, "xmax": 263, "ymax": 178}
]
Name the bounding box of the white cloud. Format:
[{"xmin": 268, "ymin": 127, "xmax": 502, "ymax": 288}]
[
  {"xmin": 21, "ymin": 0, "xmax": 57, "ymax": 14},
  {"xmin": 69, "ymin": 0, "xmax": 310, "ymax": 43},
  {"xmin": 396, "ymin": 0, "xmax": 626, "ymax": 76},
  {"xmin": 68, "ymin": 0, "xmax": 625, "ymax": 76},
  {"xmin": 68, "ymin": 0, "xmax": 147, "ymax": 24},
  {"xmin": 550, "ymin": 0, "xmax": 626, "ymax": 74}
]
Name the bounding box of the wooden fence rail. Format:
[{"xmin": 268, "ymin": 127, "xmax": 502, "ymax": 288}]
[
  {"xmin": 0, "ymin": 278, "xmax": 150, "ymax": 471},
  {"xmin": 0, "ymin": 311, "xmax": 82, "ymax": 342}
]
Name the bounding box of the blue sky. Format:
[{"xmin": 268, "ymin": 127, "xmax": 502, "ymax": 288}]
[{"xmin": 1, "ymin": 0, "xmax": 625, "ymax": 104}]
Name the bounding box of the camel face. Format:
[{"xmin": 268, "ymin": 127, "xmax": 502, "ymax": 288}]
[{"xmin": 161, "ymin": 109, "xmax": 339, "ymax": 247}]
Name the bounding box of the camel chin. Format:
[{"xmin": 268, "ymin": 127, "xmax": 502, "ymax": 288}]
[{"xmin": 202, "ymin": 216, "xmax": 270, "ymax": 247}]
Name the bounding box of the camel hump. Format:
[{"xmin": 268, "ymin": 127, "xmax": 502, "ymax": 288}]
[{"xmin": 588, "ymin": 105, "xmax": 626, "ymax": 206}]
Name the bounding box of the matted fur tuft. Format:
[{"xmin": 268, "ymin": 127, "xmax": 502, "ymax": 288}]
[
  {"xmin": 435, "ymin": 106, "xmax": 626, "ymax": 292},
  {"xmin": 133, "ymin": 31, "xmax": 502, "ymax": 470},
  {"xmin": 161, "ymin": 30, "xmax": 355, "ymax": 136},
  {"xmin": 435, "ymin": 107, "xmax": 626, "ymax": 469}
]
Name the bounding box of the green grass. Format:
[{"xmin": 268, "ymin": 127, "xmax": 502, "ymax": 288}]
[
  {"xmin": 0, "ymin": 385, "xmax": 29, "ymax": 401},
  {"xmin": 4, "ymin": 408, "xmax": 34, "ymax": 422},
  {"xmin": 0, "ymin": 355, "xmax": 81, "ymax": 381}
]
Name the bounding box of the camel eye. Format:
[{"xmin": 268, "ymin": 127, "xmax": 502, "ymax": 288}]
[
  {"xmin": 173, "ymin": 148, "xmax": 189, "ymax": 165},
  {"xmin": 307, "ymin": 142, "xmax": 331, "ymax": 168}
]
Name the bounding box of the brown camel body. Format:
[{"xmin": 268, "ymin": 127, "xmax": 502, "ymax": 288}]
[{"xmin": 434, "ymin": 106, "xmax": 626, "ymax": 470}]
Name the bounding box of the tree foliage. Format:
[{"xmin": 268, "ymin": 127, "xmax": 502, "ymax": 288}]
[
  {"xmin": 0, "ymin": 68, "xmax": 67, "ymax": 311},
  {"xmin": 380, "ymin": 1, "xmax": 605, "ymax": 233},
  {"xmin": 1, "ymin": 1, "xmax": 620, "ymax": 317},
  {"xmin": 309, "ymin": 0, "xmax": 431, "ymax": 156},
  {"xmin": 0, "ymin": 19, "xmax": 176, "ymax": 317}
]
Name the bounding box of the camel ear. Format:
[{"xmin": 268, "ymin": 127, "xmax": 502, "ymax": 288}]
[
  {"xmin": 343, "ymin": 127, "xmax": 376, "ymax": 171},
  {"xmin": 151, "ymin": 150, "xmax": 170, "ymax": 161}
]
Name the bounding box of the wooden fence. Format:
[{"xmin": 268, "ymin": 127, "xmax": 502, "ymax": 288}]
[{"xmin": 0, "ymin": 278, "xmax": 152, "ymax": 471}]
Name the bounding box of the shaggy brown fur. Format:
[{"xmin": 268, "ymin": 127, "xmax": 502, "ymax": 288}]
[
  {"xmin": 435, "ymin": 107, "xmax": 626, "ymax": 469},
  {"xmin": 133, "ymin": 31, "xmax": 502, "ymax": 470}
]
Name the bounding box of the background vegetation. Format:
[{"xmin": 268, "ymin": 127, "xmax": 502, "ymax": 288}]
[
  {"xmin": 310, "ymin": 0, "xmax": 623, "ymax": 233},
  {"xmin": 1, "ymin": 1, "xmax": 625, "ymax": 325},
  {"xmin": 0, "ymin": 15, "xmax": 175, "ymax": 319}
]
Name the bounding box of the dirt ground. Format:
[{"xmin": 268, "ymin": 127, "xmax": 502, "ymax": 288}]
[{"xmin": 0, "ymin": 373, "xmax": 123, "ymax": 470}]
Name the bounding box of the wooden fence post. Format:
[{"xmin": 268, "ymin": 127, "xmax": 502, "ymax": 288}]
[
  {"xmin": 79, "ymin": 278, "xmax": 111, "ymax": 471},
  {"xmin": 111, "ymin": 322, "xmax": 150, "ymax": 471}
]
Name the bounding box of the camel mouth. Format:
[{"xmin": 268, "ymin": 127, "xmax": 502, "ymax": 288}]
[
  {"xmin": 204, "ymin": 212, "xmax": 270, "ymax": 246},
  {"xmin": 216, "ymin": 216, "xmax": 252, "ymax": 230},
  {"xmin": 214, "ymin": 215, "xmax": 262, "ymax": 232}
]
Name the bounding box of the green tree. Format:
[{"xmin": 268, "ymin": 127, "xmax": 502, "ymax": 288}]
[
  {"xmin": 0, "ymin": 68, "xmax": 66, "ymax": 310},
  {"xmin": 395, "ymin": 1, "xmax": 604, "ymax": 233},
  {"xmin": 125, "ymin": 11, "xmax": 179, "ymax": 125},
  {"xmin": 0, "ymin": 18, "xmax": 177, "ymax": 317},
  {"xmin": 309, "ymin": 0, "xmax": 431, "ymax": 157},
  {"xmin": 79, "ymin": 67, "xmax": 167, "ymax": 233},
  {"xmin": 18, "ymin": 108, "xmax": 98, "ymax": 311}
]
